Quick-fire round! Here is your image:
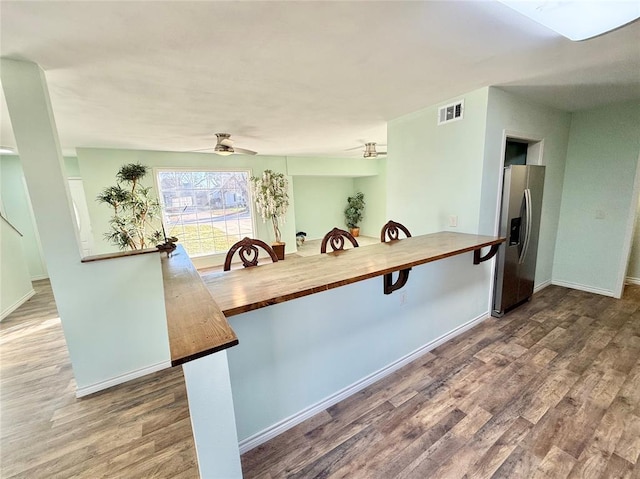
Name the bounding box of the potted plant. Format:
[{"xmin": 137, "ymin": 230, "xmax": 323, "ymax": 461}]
[
  {"xmin": 345, "ymin": 192, "xmax": 365, "ymax": 237},
  {"xmin": 250, "ymin": 169, "xmax": 289, "ymax": 260},
  {"xmin": 97, "ymin": 163, "xmax": 164, "ymax": 250}
]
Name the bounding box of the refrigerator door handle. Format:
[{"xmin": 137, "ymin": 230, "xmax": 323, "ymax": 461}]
[{"xmin": 519, "ymin": 188, "xmax": 532, "ymax": 264}]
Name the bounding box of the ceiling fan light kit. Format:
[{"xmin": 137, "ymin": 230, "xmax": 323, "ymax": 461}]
[
  {"xmin": 210, "ymin": 133, "xmax": 257, "ymax": 156},
  {"xmin": 214, "ymin": 149, "xmax": 234, "ymax": 156}
]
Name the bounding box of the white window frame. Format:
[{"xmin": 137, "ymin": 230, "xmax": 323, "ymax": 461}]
[{"xmin": 153, "ymin": 167, "xmax": 256, "ymax": 258}]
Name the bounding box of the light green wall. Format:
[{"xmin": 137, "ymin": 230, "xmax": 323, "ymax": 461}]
[
  {"xmin": 77, "ymin": 149, "xmax": 388, "ymax": 265},
  {"xmin": 0, "ymin": 155, "xmax": 34, "ymax": 319},
  {"xmin": 354, "ymin": 157, "xmax": 387, "ymax": 238},
  {"xmin": 76, "ymin": 148, "xmax": 297, "ymax": 268},
  {"xmin": 628, "ymin": 197, "xmax": 640, "ymax": 281},
  {"xmin": 0, "ymin": 215, "xmax": 34, "ymax": 319},
  {"xmin": 1, "ymin": 156, "xmax": 48, "ymax": 279},
  {"xmin": 229, "ymin": 253, "xmax": 491, "ymax": 443},
  {"xmin": 554, "ymin": 102, "xmax": 640, "ymax": 295},
  {"xmin": 286, "ymin": 156, "xmax": 378, "ymax": 177},
  {"xmin": 2, "ymin": 59, "xmax": 171, "ymax": 394},
  {"xmin": 482, "ymin": 87, "xmax": 572, "ymax": 289},
  {"xmin": 292, "ymin": 176, "xmax": 355, "ymax": 240},
  {"xmin": 64, "ymin": 156, "xmax": 81, "ymax": 177},
  {"xmin": 387, "ymin": 87, "xmax": 489, "ymax": 234}
]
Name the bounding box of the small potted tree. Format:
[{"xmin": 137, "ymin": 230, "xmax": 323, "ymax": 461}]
[
  {"xmin": 345, "ymin": 192, "xmax": 365, "ymax": 237},
  {"xmin": 250, "ymin": 169, "xmax": 289, "ymax": 260},
  {"xmin": 97, "ymin": 163, "xmax": 164, "ymax": 250}
]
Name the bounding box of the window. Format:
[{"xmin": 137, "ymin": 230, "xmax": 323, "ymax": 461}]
[{"xmin": 156, "ymin": 170, "xmax": 254, "ymax": 257}]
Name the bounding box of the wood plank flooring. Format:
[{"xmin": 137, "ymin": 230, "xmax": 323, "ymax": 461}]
[
  {"xmin": 241, "ymin": 285, "xmax": 640, "ymax": 479},
  {"xmin": 0, "ymin": 280, "xmax": 198, "ymax": 478},
  {"xmin": 2, "ymin": 280, "xmax": 639, "ymax": 478}
]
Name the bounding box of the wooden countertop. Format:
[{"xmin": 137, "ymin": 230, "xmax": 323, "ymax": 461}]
[
  {"xmin": 161, "ymin": 245, "xmax": 238, "ymax": 366},
  {"xmin": 202, "ymin": 232, "xmax": 504, "ymax": 318}
]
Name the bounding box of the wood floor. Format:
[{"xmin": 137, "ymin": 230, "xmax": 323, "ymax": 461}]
[{"xmin": 2, "ymin": 280, "xmax": 640, "ymax": 478}]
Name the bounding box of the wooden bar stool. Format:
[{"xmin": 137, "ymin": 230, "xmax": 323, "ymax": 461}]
[
  {"xmin": 320, "ymin": 227, "xmax": 359, "ymax": 253},
  {"xmin": 380, "ymin": 220, "xmax": 412, "ymax": 242},
  {"xmin": 380, "ymin": 221, "xmax": 412, "ymax": 294},
  {"xmin": 223, "ymin": 237, "xmax": 278, "ymax": 271}
]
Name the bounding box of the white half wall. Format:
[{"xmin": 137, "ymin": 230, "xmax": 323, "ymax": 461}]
[{"xmin": 227, "ymin": 253, "xmax": 491, "ymax": 443}]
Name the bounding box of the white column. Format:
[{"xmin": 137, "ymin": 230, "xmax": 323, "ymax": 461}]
[
  {"xmin": 1, "ymin": 59, "xmax": 81, "ymax": 267},
  {"xmin": 182, "ymin": 351, "xmax": 243, "ymax": 479},
  {"xmin": 1, "ymin": 59, "xmax": 170, "ymax": 393}
]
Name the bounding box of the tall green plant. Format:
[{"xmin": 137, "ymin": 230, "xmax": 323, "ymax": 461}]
[
  {"xmin": 97, "ymin": 163, "xmax": 163, "ymax": 250},
  {"xmin": 345, "ymin": 192, "xmax": 365, "ymax": 229},
  {"xmin": 250, "ymin": 169, "xmax": 289, "ymax": 244}
]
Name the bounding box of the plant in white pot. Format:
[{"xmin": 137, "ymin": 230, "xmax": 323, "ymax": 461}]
[
  {"xmin": 250, "ymin": 169, "xmax": 290, "ymax": 260},
  {"xmin": 345, "ymin": 191, "xmax": 365, "ymax": 237}
]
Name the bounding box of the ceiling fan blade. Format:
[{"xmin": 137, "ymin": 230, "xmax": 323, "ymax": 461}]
[
  {"xmin": 234, "ymin": 147, "xmax": 258, "ymax": 156},
  {"xmin": 189, "ymin": 148, "xmax": 216, "ymax": 152}
]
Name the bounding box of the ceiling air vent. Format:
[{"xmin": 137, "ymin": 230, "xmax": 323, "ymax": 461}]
[{"xmin": 438, "ymin": 100, "xmax": 464, "ymax": 125}]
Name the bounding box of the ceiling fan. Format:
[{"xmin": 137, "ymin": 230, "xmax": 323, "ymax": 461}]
[
  {"xmin": 347, "ymin": 142, "xmax": 387, "ymax": 158},
  {"xmin": 193, "ymin": 133, "xmax": 257, "ymax": 156},
  {"xmin": 363, "ymin": 142, "xmax": 386, "ymax": 158}
]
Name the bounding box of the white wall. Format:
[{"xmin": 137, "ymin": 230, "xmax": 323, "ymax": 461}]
[
  {"xmin": 554, "ymin": 102, "xmax": 640, "ymax": 296},
  {"xmin": 292, "ymin": 176, "xmax": 355, "ymax": 240},
  {"xmin": 481, "ymin": 87, "xmax": 572, "ymax": 289}
]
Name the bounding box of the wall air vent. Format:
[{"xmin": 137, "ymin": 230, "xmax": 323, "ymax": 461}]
[{"xmin": 438, "ymin": 100, "xmax": 464, "ymax": 125}]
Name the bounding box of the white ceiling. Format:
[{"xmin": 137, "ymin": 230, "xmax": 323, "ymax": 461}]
[{"xmin": 1, "ymin": 1, "xmax": 639, "ymax": 158}]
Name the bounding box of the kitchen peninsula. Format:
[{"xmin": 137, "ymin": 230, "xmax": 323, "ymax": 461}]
[{"xmin": 161, "ymin": 231, "xmax": 504, "ymax": 478}]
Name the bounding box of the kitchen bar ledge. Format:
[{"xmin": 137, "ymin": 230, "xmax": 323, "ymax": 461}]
[
  {"xmin": 160, "ymin": 245, "xmax": 238, "ymax": 366},
  {"xmin": 202, "ymin": 231, "xmax": 505, "ymax": 317},
  {"xmin": 161, "ymin": 232, "xmax": 503, "ymax": 367}
]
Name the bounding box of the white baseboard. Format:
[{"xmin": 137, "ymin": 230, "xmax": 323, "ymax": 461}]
[
  {"xmin": 626, "ymin": 277, "xmax": 640, "ymax": 286},
  {"xmin": 238, "ymin": 311, "xmax": 490, "ymax": 453},
  {"xmin": 551, "ymin": 280, "xmax": 615, "ymax": 297},
  {"xmin": 0, "ymin": 289, "xmax": 36, "ymax": 321},
  {"xmin": 75, "ymin": 360, "xmax": 171, "ymax": 398},
  {"xmin": 30, "ymin": 274, "xmax": 49, "ymax": 281},
  {"xmin": 533, "ymin": 279, "xmax": 551, "ymax": 294}
]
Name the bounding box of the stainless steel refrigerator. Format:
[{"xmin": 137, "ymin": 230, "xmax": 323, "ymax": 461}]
[{"xmin": 492, "ymin": 165, "xmax": 545, "ymax": 317}]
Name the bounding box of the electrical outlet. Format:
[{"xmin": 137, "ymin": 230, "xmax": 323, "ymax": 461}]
[{"xmin": 448, "ymin": 215, "xmax": 458, "ymax": 227}]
